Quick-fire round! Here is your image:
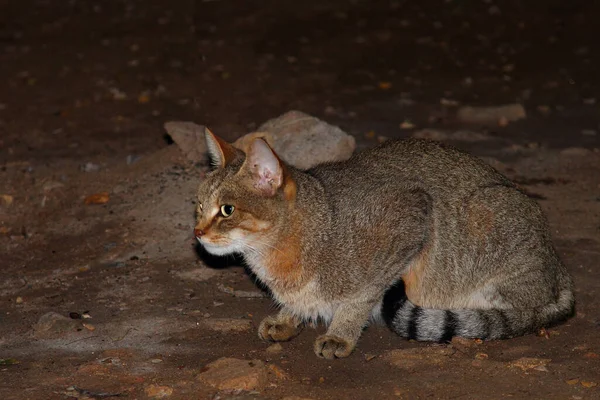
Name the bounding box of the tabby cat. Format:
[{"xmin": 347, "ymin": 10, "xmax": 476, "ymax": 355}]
[{"xmin": 194, "ymin": 129, "xmax": 574, "ymax": 359}]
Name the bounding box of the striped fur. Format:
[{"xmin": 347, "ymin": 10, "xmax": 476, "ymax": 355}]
[{"xmin": 382, "ymin": 280, "xmax": 575, "ymax": 341}]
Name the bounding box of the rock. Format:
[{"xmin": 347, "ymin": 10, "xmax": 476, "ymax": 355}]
[
  {"xmin": 266, "ymin": 343, "xmax": 283, "ymax": 354},
  {"xmin": 42, "ymin": 181, "xmax": 65, "ymax": 192},
  {"xmin": 282, "ymin": 397, "xmax": 315, "ymax": 400},
  {"xmin": 0, "ymin": 194, "xmax": 14, "ymax": 208},
  {"xmin": 200, "ymin": 318, "xmax": 252, "ymax": 333},
  {"xmin": 413, "ymin": 129, "xmax": 490, "ymax": 142},
  {"xmin": 457, "ymin": 104, "xmax": 526, "ymax": 125},
  {"xmin": 450, "ymin": 336, "xmax": 478, "ymax": 349},
  {"xmin": 145, "ymin": 384, "xmax": 173, "ymax": 398},
  {"xmin": 164, "ymin": 121, "xmax": 208, "ymax": 164},
  {"xmin": 234, "ymin": 110, "xmax": 356, "ymax": 170},
  {"xmin": 508, "ymin": 357, "xmax": 551, "ymax": 372},
  {"xmin": 560, "ymin": 147, "xmax": 592, "ymax": 157},
  {"xmin": 32, "ymin": 312, "xmax": 82, "ymax": 339},
  {"xmin": 198, "ymin": 357, "xmax": 268, "ymax": 391},
  {"xmin": 165, "ymin": 111, "xmax": 355, "ymax": 169},
  {"xmin": 217, "ymin": 283, "xmax": 267, "ymax": 298},
  {"xmin": 175, "ymin": 267, "xmax": 219, "ymax": 282},
  {"xmin": 267, "ymin": 364, "xmax": 289, "ymax": 380},
  {"xmin": 81, "ymin": 162, "xmax": 101, "ymax": 172},
  {"xmin": 383, "ymin": 347, "xmax": 455, "ymax": 370}
]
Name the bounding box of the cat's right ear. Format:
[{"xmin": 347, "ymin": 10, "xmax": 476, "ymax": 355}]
[{"xmin": 205, "ymin": 128, "xmax": 238, "ymax": 168}]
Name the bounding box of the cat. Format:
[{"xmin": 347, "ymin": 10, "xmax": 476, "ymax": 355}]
[{"xmin": 194, "ymin": 129, "xmax": 575, "ymax": 359}]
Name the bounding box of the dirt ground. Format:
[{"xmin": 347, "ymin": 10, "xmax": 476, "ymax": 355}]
[{"xmin": 1, "ymin": 0, "xmax": 599, "ymax": 399}]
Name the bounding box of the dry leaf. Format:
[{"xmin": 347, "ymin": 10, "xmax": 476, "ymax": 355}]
[
  {"xmin": 581, "ymin": 381, "xmax": 598, "ymax": 388},
  {"xmin": 83, "ymin": 323, "xmax": 96, "ymax": 331},
  {"xmin": 138, "ymin": 93, "xmax": 150, "ymax": 103},
  {"xmin": 268, "ymin": 364, "xmax": 289, "ymax": 380},
  {"xmin": 85, "ymin": 192, "xmax": 110, "ymax": 205},
  {"xmin": 508, "ymin": 357, "xmax": 551, "ymax": 372}
]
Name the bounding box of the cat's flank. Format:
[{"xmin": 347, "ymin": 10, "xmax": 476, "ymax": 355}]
[{"xmin": 194, "ymin": 129, "xmax": 574, "ymax": 359}]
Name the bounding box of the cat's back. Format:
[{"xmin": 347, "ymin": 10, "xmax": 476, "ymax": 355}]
[{"xmin": 307, "ymin": 138, "xmax": 511, "ymax": 197}]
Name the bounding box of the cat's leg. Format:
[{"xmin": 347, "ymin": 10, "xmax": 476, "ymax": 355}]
[
  {"xmin": 258, "ymin": 308, "xmax": 304, "ymax": 342},
  {"xmin": 314, "ymin": 300, "xmax": 374, "ymax": 359}
]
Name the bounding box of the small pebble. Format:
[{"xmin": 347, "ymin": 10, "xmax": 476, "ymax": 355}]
[{"xmin": 266, "ymin": 343, "xmax": 283, "ymax": 354}]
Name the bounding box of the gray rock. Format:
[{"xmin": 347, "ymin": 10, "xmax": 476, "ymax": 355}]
[
  {"xmin": 200, "ymin": 318, "xmax": 252, "ymax": 333},
  {"xmin": 412, "ymin": 129, "xmax": 491, "ymax": 142},
  {"xmin": 457, "ymin": 104, "xmax": 526, "ymax": 125},
  {"xmin": 234, "ymin": 110, "xmax": 356, "ymax": 169},
  {"xmin": 165, "ymin": 111, "xmax": 356, "ymax": 169},
  {"xmin": 560, "ymin": 147, "xmax": 592, "ymax": 157},
  {"xmin": 164, "ymin": 121, "xmax": 208, "ymax": 164},
  {"xmin": 198, "ymin": 357, "xmax": 268, "ymax": 391},
  {"xmin": 32, "ymin": 312, "xmax": 81, "ymax": 339}
]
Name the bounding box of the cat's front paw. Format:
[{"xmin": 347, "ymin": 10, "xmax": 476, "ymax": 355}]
[
  {"xmin": 314, "ymin": 334, "xmax": 355, "ymax": 359},
  {"xmin": 258, "ymin": 315, "xmax": 302, "ymax": 342}
]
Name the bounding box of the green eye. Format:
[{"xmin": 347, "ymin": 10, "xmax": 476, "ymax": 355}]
[{"xmin": 220, "ymin": 204, "xmax": 235, "ymax": 217}]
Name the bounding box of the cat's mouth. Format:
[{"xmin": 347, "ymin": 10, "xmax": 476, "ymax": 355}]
[{"xmin": 198, "ymin": 238, "xmax": 243, "ymax": 256}]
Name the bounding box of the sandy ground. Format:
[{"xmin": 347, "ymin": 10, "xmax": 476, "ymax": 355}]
[{"xmin": 1, "ymin": 1, "xmax": 599, "ymax": 399}]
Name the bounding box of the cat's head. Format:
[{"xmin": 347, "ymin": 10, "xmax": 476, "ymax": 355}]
[{"xmin": 194, "ymin": 129, "xmax": 296, "ymax": 256}]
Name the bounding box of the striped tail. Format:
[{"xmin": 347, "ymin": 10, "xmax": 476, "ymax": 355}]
[{"xmin": 381, "ymin": 280, "xmax": 575, "ymax": 342}]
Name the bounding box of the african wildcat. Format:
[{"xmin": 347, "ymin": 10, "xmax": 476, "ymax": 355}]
[{"xmin": 194, "ymin": 129, "xmax": 574, "ymax": 359}]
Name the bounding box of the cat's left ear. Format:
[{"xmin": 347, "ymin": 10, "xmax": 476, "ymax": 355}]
[
  {"xmin": 205, "ymin": 128, "xmax": 239, "ymax": 168},
  {"xmin": 243, "ymin": 138, "xmax": 284, "ymax": 196}
]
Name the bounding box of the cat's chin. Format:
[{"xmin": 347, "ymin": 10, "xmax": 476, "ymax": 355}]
[{"xmin": 199, "ymin": 240, "xmax": 243, "ymax": 257}]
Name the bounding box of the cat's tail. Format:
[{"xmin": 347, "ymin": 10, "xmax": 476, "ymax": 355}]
[{"xmin": 381, "ymin": 279, "xmax": 575, "ymax": 341}]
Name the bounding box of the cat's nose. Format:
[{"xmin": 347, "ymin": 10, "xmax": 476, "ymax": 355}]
[{"xmin": 194, "ymin": 227, "xmax": 205, "ymax": 238}]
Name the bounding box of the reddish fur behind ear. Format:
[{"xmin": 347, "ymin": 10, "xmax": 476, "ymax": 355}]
[{"xmin": 283, "ymin": 168, "xmax": 297, "ymax": 201}]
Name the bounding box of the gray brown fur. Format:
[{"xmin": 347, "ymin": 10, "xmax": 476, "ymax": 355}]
[{"xmin": 195, "ymin": 132, "xmax": 574, "ymax": 359}]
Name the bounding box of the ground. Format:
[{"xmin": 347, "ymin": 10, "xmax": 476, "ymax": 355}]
[{"xmin": 1, "ymin": 0, "xmax": 599, "ymax": 399}]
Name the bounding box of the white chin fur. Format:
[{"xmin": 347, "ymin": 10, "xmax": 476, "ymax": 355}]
[{"xmin": 198, "ymin": 238, "xmax": 244, "ymax": 256}]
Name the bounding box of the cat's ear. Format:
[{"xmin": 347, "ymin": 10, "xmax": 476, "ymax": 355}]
[
  {"xmin": 243, "ymin": 138, "xmax": 284, "ymax": 196},
  {"xmin": 205, "ymin": 128, "xmax": 238, "ymax": 168}
]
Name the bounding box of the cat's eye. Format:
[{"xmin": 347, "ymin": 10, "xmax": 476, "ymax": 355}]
[{"xmin": 220, "ymin": 204, "xmax": 235, "ymax": 217}]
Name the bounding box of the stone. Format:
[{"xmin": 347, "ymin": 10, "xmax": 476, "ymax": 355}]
[
  {"xmin": 0, "ymin": 194, "xmax": 13, "ymax": 208},
  {"xmin": 560, "ymin": 147, "xmax": 592, "ymax": 157},
  {"xmin": 508, "ymin": 357, "xmax": 551, "ymax": 372},
  {"xmin": 165, "ymin": 111, "xmax": 355, "ymax": 169},
  {"xmin": 200, "ymin": 318, "xmax": 252, "ymax": 333},
  {"xmin": 282, "ymin": 397, "xmax": 315, "ymax": 400},
  {"xmin": 198, "ymin": 357, "xmax": 268, "ymax": 391},
  {"xmin": 383, "ymin": 347, "xmax": 455, "ymax": 370},
  {"xmin": 164, "ymin": 121, "xmax": 208, "ymax": 164},
  {"xmin": 175, "ymin": 267, "xmax": 219, "ymax": 282},
  {"xmin": 145, "ymin": 384, "xmax": 173, "ymax": 398},
  {"xmin": 457, "ymin": 104, "xmax": 526, "ymax": 125},
  {"xmin": 234, "ymin": 110, "xmax": 356, "ymax": 170},
  {"xmin": 42, "ymin": 181, "xmax": 65, "ymax": 192},
  {"xmin": 32, "ymin": 312, "xmax": 82, "ymax": 339},
  {"xmin": 412, "ymin": 129, "xmax": 490, "ymax": 142},
  {"xmin": 266, "ymin": 343, "xmax": 283, "ymax": 354}
]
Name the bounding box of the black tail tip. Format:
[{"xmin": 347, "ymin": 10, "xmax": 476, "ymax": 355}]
[{"xmin": 381, "ymin": 279, "xmax": 408, "ymax": 327}]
